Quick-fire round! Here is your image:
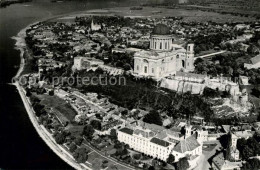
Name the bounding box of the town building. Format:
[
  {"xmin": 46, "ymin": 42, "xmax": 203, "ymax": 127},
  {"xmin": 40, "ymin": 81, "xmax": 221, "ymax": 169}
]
[
  {"xmin": 230, "ymin": 148, "xmax": 240, "ymax": 161},
  {"xmin": 231, "ymin": 131, "xmax": 254, "ymax": 148},
  {"xmin": 117, "ymin": 121, "xmax": 202, "ymax": 166},
  {"xmin": 212, "ymin": 152, "xmax": 242, "ymax": 170},
  {"xmin": 73, "ymin": 56, "xmax": 104, "ymax": 70},
  {"xmin": 133, "ymin": 24, "xmax": 195, "ymax": 79},
  {"xmin": 244, "ymin": 54, "xmax": 260, "ymax": 69},
  {"xmin": 91, "ymin": 19, "xmax": 101, "ymax": 31}
]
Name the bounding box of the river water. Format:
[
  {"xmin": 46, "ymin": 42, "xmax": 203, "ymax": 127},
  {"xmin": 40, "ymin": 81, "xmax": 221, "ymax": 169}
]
[{"xmin": 0, "ymin": 0, "xmax": 137, "ymax": 168}]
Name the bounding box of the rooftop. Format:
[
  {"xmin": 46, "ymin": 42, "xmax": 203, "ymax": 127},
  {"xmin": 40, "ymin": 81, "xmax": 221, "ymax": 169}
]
[
  {"xmin": 172, "ymin": 134, "xmax": 200, "ymax": 153},
  {"xmin": 150, "ymin": 137, "xmax": 170, "ymax": 147},
  {"xmin": 152, "ymin": 24, "xmax": 171, "ymax": 35},
  {"xmin": 212, "ymin": 152, "xmax": 242, "ymax": 170},
  {"xmin": 119, "ymin": 127, "xmax": 134, "ymax": 135},
  {"xmin": 251, "ymin": 54, "xmax": 260, "ymax": 65}
]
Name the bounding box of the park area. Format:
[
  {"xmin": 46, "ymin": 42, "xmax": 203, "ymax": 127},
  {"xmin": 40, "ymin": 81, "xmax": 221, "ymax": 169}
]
[{"xmin": 36, "ymin": 94, "xmax": 77, "ymax": 122}]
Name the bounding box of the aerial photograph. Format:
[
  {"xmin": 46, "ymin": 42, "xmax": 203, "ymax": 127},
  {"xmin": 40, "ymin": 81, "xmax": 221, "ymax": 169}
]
[{"xmin": 0, "ymin": 0, "xmax": 260, "ymax": 169}]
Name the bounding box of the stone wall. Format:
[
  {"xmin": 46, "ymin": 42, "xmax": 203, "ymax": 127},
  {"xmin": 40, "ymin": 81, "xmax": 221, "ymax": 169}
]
[
  {"xmin": 160, "ymin": 78, "xmax": 205, "ymax": 94},
  {"xmin": 160, "ymin": 78, "xmax": 240, "ymax": 96}
]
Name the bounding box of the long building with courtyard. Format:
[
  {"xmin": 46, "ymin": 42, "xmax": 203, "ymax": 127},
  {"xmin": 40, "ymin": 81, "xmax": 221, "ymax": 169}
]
[{"xmin": 117, "ymin": 121, "xmax": 203, "ymax": 168}]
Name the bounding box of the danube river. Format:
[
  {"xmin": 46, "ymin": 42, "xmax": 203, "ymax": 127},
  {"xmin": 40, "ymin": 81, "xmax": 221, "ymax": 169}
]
[{"xmin": 0, "ymin": 0, "xmax": 137, "ymax": 168}]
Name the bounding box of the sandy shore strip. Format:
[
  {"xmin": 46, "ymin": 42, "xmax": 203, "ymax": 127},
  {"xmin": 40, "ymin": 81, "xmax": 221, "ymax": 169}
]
[
  {"xmin": 11, "ymin": 18, "xmax": 92, "ymax": 170},
  {"xmin": 12, "ymin": 27, "xmax": 91, "ymax": 169},
  {"xmin": 14, "ymin": 81, "xmax": 90, "ymax": 170},
  {"xmin": 12, "ymin": 27, "xmax": 27, "ymax": 80}
]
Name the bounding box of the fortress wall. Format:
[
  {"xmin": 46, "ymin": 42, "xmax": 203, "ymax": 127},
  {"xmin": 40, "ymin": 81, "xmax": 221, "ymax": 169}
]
[
  {"xmin": 160, "ymin": 78, "xmax": 205, "ymax": 95},
  {"xmin": 160, "ymin": 78, "xmax": 240, "ymax": 96},
  {"xmin": 177, "ymin": 80, "xmax": 184, "ymax": 93},
  {"xmin": 160, "ymin": 78, "xmax": 179, "ymax": 91}
]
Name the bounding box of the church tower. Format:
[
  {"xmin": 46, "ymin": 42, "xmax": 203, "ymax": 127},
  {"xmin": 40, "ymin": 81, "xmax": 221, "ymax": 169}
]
[
  {"xmin": 185, "ymin": 124, "xmax": 192, "ymax": 138},
  {"xmin": 91, "ymin": 19, "xmax": 101, "ymax": 31},
  {"xmin": 185, "ymin": 43, "xmax": 194, "ymax": 71},
  {"xmin": 196, "ymin": 127, "xmax": 204, "ymax": 144}
]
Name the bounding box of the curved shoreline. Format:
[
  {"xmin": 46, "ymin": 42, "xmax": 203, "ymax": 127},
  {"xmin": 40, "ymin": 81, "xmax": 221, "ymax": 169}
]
[
  {"xmin": 12, "ymin": 8, "xmax": 150, "ymax": 170},
  {"xmin": 11, "ymin": 13, "xmax": 94, "ymax": 170}
]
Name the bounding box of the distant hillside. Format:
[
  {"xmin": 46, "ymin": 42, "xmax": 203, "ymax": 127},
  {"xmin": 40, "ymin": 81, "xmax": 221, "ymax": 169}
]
[{"xmin": 186, "ymin": 0, "xmax": 260, "ymax": 7}]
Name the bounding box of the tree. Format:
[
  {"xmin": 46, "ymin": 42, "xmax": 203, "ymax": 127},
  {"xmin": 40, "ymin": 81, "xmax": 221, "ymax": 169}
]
[
  {"xmin": 237, "ymin": 138, "xmax": 247, "ymax": 153},
  {"xmin": 242, "ymin": 146, "xmax": 254, "ymax": 160},
  {"xmin": 121, "ymin": 109, "xmax": 128, "ymax": 116},
  {"xmin": 143, "ymin": 110, "xmax": 163, "ymax": 126},
  {"xmin": 252, "ymin": 87, "xmax": 260, "ymax": 98},
  {"xmin": 33, "ymin": 103, "xmax": 45, "ymax": 117},
  {"xmin": 133, "ymin": 153, "xmax": 141, "ymax": 160},
  {"xmin": 69, "ymin": 143, "xmax": 77, "ymax": 153},
  {"xmin": 167, "ymin": 154, "xmax": 175, "ymax": 165},
  {"xmin": 237, "ymin": 136, "xmax": 260, "ymax": 160},
  {"xmin": 49, "ymin": 90, "xmax": 54, "ymax": 96},
  {"xmin": 82, "ymin": 125, "xmax": 94, "ymax": 140},
  {"xmin": 90, "ymin": 120, "xmax": 101, "ymax": 130},
  {"xmin": 123, "ymin": 63, "xmax": 131, "ymax": 71},
  {"xmin": 225, "ymin": 132, "xmax": 233, "ymax": 161},
  {"xmin": 73, "ymin": 147, "xmax": 89, "ymax": 163},
  {"xmin": 54, "ymin": 132, "xmax": 66, "ymax": 144},
  {"xmin": 148, "ymin": 166, "xmax": 155, "ymax": 170},
  {"xmin": 74, "ymin": 137, "xmax": 83, "ymax": 146},
  {"xmin": 26, "ymin": 88, "xmax": 32, "ymax": 97},
  {"xmin": 241, "ymin": 158, "xmax": 260, "ymax": 170},
  {"xmin": 29, "ymin": 95, "xmax": 40, "ymax": 104},
  {"xmin": 203, "ymin": 87, "xmax": 221, "ymax": 98},
  {"xmin": 110, "ymin": 129, "xmax": 117, "ymax": 140},
  {"xmin": 175, "ymin": 157, "xmax": 190, "ymax": 170}
]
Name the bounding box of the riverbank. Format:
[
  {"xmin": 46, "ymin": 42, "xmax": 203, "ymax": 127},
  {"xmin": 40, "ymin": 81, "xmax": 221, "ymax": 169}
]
[
  {"xmin": 14, "ymin": 81, "xmax": 88, "ymax": 170},
  {"xmin": 11, "ymin": 19, "xmax": 90, "ymax": 170},
  {"xmin": 11, "ymin": 9, "xmax": 134, "ymax": 169},
  {"xmin": 12, "ymin": 26, "xmax": 27, "ymax": 80}
]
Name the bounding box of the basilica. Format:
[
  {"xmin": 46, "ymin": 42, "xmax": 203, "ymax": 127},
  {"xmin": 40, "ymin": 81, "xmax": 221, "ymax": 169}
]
[{"xmin": 133, "ymin": 24, "xmax": 195, "ymax": 79}]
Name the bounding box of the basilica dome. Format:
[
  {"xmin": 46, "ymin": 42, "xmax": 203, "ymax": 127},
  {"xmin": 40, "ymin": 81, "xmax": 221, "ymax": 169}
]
[{"xmin": 152, "ymin": 24, "xmax": 170, "ymax": 35}]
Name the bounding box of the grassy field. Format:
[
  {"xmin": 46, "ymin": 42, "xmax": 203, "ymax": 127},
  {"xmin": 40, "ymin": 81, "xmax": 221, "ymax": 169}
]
[
  {"xmin": 84, "ymin": 145, "xmax": 131, "ymax": 170},
  {"xmin": 67, "ymin": 125, "xmax": 84, "ymax": 137},
  {"xmin": 37, "ymin": 94, "xmax": 77, "ymax": 121}
]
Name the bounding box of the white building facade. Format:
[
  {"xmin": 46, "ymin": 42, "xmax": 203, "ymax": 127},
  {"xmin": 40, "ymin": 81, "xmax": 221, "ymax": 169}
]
[
  {"xmin": 117, "ymin": 122, "xmax": 203, "ymax": 163},
  {"xmin": 91, "ymin": 20, "xmax": 101, "ymax": 31},
  {"xmin": 133, "ymin": 24, "xmax": 194, "ymax": 79},
  {"xmin": 73, "ymin": 56, "xmax": 104, "ymax": 70}
]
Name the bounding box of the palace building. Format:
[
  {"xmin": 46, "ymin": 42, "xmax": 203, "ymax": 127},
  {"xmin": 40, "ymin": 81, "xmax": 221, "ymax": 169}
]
[
  {"xmin": 133, "ymin": 24, "xmax": 194, "ymax": 79},
  {"xmin": 117, "ymin": 121, "xmax": 203, "ymax": 166}
]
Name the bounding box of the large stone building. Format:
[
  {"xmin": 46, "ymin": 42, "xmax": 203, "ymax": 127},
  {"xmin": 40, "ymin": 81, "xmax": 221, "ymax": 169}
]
[
  {"xmin": 73, "ymin": 56, "xmax": 104, "ymax": 70},
  {"xmin": 117, "ymin": 121, "xmax": 203, "ymax": 166},
  {"xmin": 133, "ymin": 24, "xmax": 194, "ymax": 79}
]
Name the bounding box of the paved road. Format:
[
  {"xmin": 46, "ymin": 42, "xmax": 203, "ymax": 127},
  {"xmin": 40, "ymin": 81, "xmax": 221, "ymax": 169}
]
[
  {"xmin": 194, "ymin": 141, "xmax": 222, "ymax": 170},
  {"xmin": 73, "ymin": 92, "xmax": 137, "ymax": 170},
  {"xmin": 82, "ymin": 139, "xmax": 136, "ymax": 170},
  {"xmin": 196, "ymin": 50, "xmax": 227, "ymax": 60}
]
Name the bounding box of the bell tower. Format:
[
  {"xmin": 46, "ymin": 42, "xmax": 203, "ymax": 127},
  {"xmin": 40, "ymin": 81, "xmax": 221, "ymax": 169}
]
[
  {"xmin": 185, "ymin": 124, "xmax": 192, "ymax": 138},
  {"xmin": 185, "ymin": 43, "xmax": 194, "ymax": 71}
]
